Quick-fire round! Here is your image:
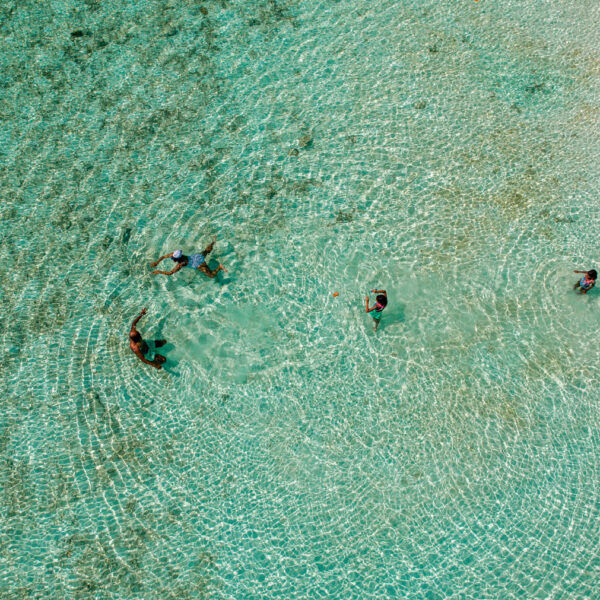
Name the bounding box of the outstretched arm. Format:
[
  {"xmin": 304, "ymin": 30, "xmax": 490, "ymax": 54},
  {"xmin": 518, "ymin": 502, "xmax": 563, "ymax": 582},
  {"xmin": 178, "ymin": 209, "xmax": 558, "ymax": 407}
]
[
  {"xmin": 150, "ymin": 253, "xmax": 173, "ymax": 268},
  {"xmin": 131, "ymin": 308, "xmax": 147, "ymax": 331},
  {"xmin": 365, "ymin": 296, "xmax": 372, "ymax": 313},
  {"xmin": 371, "ymin": 289, "xmax": 387, "ymax": 296},
  {"xmin": 152, "ymin": 263, "xmax": 183, "ymax": 276}
]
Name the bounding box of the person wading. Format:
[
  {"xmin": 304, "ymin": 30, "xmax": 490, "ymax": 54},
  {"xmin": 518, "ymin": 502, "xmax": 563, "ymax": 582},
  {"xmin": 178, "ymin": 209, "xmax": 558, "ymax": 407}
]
[{"xmin": 129, "ymin": 308, "xmax": 166, "ymax": 369}]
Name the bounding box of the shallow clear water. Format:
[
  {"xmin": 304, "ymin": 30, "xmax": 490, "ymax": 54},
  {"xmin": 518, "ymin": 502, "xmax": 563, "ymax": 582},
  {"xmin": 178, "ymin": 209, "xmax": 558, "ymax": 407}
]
[{"xmin": 2, "ymin": 0, "xmax": 600, "ymax": 598}]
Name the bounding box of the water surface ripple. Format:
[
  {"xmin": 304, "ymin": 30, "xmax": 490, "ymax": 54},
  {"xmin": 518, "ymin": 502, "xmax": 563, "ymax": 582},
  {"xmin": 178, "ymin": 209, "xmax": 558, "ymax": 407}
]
[{"xmin": 1, "ymin": 0, "xmax": 600, "ymax": 598}]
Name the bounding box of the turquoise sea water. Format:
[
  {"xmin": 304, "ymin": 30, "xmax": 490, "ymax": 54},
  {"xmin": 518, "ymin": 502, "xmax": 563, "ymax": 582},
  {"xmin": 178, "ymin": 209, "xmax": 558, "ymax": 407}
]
[{"xmin": 2, "ymin": 0, "xmax": 600, "ymax": 597}]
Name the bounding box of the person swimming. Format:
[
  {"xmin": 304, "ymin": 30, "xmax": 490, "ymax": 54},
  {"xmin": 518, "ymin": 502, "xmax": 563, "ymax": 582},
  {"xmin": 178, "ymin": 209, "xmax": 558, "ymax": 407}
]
[
  {"xmin": 129, "ymin": 308, "xmax": 167, "ymax": 369},
  {"xmin": 365, "ymin": 289, "xmax": 387, "ymax": 331},
  {"xmin": 151, "ymin": 237, "xmax": 227, "ymax": 278},
  {"xmin": 573, "ymin": 269, "xmax": 597, "ymax": 294}
]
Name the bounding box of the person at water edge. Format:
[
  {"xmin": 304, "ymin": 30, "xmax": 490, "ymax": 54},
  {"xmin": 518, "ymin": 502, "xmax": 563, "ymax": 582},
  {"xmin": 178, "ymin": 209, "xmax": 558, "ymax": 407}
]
[
  {"xmin": 151, "ymin": 237, "xmax": 227, "ymax": 278},
  {"xmin": 365, "ymin": 289, "xmax": 387, "ymax": 330},
  {"xmin": 573, "ymin": 269, "xmax": 597, "ymax": 294},
  {"xmin": 129, "ymin": 308, "xmax": 166, "ymax": 369}
]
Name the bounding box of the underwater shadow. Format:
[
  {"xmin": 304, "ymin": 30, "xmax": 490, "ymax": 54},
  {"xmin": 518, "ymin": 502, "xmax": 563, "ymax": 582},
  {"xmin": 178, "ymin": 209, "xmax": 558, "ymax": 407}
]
[
  {"xmin": 151, "ymin": 317, "xmax": 180, "ymax": 375},
  {"xmin": 380, "ymin": 302, "xmax": 406, "ymax": 329}
]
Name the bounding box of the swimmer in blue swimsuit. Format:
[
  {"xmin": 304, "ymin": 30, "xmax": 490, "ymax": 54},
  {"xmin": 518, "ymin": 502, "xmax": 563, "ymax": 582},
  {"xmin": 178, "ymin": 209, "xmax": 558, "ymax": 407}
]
[
  {"xmin": 151, "ymin": 237, "xmax": 227, "ymax": 278},
  {"xmin": 573, "ymin": 269, "xmax": 597, "ymax": 294},
  {"xmin": 365, "ymin": 289, "xmax": 387, "ymax": 331}
]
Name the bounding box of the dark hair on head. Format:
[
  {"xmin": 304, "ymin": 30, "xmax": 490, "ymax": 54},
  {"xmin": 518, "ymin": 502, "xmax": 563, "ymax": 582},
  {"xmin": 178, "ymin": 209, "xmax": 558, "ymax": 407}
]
[
  {"xmin": 589, "ymin": 269, "xmax": 597, "ymax": 280},
  {"xmin": 130, "ymin": 331, "xmax": 141, "ymax": 342},
  {"xmin": 376, "ymin": 294, "xmax": 388, "ymax": 307},
  {"xmin": 172, "ymin": 254, "xmax": 185, "ymax": 263}
]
